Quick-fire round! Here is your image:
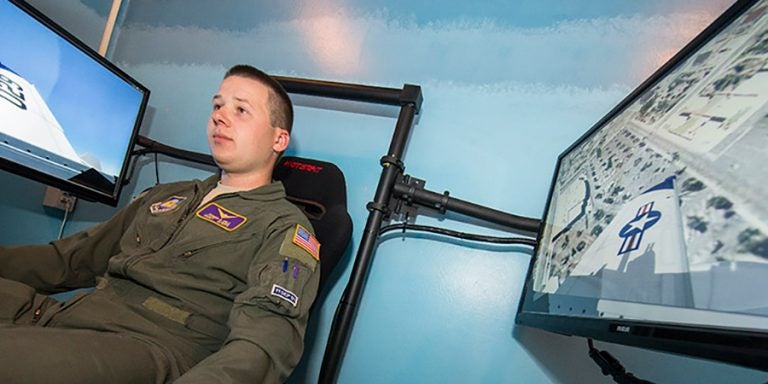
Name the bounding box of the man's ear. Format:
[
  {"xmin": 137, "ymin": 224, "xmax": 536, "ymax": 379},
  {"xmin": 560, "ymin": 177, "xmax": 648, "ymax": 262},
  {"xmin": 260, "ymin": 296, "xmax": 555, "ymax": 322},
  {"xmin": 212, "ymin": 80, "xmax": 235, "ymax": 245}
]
[{"xmin": 273, "ymin": 127, "xmax": 290, "ymax": 153}]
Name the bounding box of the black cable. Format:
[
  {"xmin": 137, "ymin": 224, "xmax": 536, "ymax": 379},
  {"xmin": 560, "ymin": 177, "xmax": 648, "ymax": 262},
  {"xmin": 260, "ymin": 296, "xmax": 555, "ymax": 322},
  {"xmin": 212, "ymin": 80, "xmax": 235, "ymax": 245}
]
[
  {"xmin": 153, "ymin": 152, "xmax": 160, "ymax": 185},
  {"xmin": 122, "ymin": 151, "xmax": 142, "ymax": 187},
  {"xmin": 587, "ymin": 339, "xmax": 654, "ymax": 384},
  {"xmin": 379, "ymin": 222, "xmax": 537, "ymax": 246}
]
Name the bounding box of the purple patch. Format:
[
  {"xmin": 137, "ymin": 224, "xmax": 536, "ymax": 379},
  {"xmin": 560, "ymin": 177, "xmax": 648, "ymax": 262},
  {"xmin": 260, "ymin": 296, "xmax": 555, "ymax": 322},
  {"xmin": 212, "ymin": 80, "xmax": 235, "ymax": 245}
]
[{"xmin": 195, "ymin": 203, "xmax": 247, "ymax": 231}]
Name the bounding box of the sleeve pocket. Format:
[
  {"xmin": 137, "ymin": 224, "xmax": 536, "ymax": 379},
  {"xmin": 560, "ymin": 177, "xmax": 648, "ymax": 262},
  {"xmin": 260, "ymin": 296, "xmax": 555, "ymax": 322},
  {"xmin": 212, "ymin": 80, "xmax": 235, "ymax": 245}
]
[{"xmin": 234, "ymin": 260, "xmax": 314, "ymax": 318}]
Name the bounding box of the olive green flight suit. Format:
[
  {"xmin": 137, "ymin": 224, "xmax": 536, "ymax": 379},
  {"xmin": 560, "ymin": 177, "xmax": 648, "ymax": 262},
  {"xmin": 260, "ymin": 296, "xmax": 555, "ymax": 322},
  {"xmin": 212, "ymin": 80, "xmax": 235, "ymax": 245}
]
[{"xmin": 0, "ymin": 175, "xmax": 320, "ymax": 384}]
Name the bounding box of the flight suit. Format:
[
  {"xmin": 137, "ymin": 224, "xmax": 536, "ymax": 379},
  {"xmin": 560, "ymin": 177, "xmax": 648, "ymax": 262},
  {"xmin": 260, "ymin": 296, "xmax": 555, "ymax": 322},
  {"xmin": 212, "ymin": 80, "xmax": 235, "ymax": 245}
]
[{"xmin": 0, "ymin": 175, "xmax": 320, "ymax": 383}]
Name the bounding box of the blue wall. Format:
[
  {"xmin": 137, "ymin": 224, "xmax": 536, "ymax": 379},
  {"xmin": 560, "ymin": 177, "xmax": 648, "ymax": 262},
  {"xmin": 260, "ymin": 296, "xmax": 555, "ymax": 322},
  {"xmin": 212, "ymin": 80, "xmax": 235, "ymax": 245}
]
[{"xmin": 2, "ymin": 0, "xmax": 766, "ymax": 382}]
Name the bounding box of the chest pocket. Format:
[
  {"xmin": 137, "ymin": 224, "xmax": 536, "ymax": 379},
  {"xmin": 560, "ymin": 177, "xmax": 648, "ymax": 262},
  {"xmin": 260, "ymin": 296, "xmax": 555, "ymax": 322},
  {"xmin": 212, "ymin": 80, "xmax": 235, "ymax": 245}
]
[{"xmin": 169, "ymin": 236, "xmax": 258, "ymax": 289}]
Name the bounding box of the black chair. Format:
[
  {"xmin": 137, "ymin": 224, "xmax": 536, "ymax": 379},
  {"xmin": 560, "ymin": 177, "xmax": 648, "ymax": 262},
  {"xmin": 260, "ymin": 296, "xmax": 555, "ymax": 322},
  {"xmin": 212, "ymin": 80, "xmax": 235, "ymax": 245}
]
[{"xmin": 273, "ymin": 156, "xmax": 352, "ymax": 288}]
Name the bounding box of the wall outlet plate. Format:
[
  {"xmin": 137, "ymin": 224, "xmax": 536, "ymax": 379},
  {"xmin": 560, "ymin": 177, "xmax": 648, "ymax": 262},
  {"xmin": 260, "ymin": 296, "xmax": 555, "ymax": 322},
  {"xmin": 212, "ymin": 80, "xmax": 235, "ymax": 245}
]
[{"xmin": 43, "ymin": 186, "xmax": 77, "ymax": 212}]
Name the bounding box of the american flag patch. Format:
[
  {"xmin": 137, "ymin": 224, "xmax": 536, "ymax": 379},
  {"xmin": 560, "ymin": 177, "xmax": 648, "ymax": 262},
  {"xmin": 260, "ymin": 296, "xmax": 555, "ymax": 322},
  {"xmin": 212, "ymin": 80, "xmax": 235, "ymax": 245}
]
[{"xmin": 292, "ymin": 224, "xmax": 320, "ymax": 260}]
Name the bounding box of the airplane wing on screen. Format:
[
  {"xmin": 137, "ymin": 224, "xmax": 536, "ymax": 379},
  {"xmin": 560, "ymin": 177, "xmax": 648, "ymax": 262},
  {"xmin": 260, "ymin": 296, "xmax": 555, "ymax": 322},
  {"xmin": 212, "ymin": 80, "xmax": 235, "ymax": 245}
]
[{"xmin": 0, "ymin": 61, "xmax": 86, "ymax": 167}]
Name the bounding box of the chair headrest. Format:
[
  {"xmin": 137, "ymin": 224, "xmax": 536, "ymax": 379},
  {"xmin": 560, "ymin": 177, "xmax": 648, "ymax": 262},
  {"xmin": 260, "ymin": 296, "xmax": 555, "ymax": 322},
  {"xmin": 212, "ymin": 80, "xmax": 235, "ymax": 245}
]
[{"xmin": 274, "ymin": 156, "xmax": 348, "ymax": 218}]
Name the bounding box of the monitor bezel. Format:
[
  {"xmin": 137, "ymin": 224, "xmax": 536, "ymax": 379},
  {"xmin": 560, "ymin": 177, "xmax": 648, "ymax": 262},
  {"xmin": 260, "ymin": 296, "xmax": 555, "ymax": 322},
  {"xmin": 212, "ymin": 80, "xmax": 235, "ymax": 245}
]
[
  {"xmin": 516, "ymin": 0, "xmax": 768, "ymax": 371},
  {"xmin": 1, "ymin": 0, "xmax": 149, "ymax": 206}
]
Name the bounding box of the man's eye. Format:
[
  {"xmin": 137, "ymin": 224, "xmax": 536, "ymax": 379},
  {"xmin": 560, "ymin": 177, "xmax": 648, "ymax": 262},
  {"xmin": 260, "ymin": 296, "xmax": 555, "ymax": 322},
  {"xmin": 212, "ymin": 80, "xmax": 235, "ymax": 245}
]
[
  {"xmin": 212, "ymin": 104, "xmax": 221, "ymax": 111},
  {"xmin": 237, "ymin": 107, "xmax": 248, "ymax": 114}
]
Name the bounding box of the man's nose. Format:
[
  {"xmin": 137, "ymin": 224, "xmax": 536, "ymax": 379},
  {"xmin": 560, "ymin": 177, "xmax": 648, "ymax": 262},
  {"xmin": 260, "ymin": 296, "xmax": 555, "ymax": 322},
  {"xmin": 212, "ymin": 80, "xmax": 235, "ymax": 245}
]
[{"xmin": 212, "ymin": 108, "xmax": 229, "ymax": 125}]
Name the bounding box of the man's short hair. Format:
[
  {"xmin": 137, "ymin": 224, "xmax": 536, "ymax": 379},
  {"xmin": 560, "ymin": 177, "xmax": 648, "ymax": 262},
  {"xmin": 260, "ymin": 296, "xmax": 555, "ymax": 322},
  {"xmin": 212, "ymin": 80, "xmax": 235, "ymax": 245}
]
[{"xmin": 224, "ymin": 65, "xmax": 293, "ymax": 134}]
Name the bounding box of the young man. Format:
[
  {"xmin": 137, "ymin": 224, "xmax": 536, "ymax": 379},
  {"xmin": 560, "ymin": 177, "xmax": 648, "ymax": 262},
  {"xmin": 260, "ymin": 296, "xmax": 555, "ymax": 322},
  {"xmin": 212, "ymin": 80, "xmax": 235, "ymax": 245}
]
[{"xmin": 0, "ymin": 65, "xmax": 320, "ymax": 383}]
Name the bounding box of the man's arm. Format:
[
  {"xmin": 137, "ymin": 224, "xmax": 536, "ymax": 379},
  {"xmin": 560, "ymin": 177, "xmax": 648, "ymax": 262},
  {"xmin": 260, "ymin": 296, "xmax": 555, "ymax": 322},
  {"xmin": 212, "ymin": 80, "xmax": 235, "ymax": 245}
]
[
  {"xmin": 175, "ymin": 223, "xmax": 321, "ymax": 383},
  {"xmin": 0, "ymin": 193, "xmax": 145, "ymax": 293}
]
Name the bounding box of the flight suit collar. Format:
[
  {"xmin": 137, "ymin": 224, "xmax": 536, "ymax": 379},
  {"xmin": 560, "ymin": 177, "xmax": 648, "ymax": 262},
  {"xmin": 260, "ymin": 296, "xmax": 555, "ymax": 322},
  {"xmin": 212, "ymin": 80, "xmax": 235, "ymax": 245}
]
[{"xmin": 199, "ymin": 174, "xmax": 287, "ymax": 202}]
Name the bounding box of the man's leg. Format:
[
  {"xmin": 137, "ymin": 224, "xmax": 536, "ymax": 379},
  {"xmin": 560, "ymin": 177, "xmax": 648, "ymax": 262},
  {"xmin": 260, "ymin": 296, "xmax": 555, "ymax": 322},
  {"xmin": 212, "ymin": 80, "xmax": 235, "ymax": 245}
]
[{"xmin": 0, "ymin": 325, "xmax": 175, "ymax": 384}]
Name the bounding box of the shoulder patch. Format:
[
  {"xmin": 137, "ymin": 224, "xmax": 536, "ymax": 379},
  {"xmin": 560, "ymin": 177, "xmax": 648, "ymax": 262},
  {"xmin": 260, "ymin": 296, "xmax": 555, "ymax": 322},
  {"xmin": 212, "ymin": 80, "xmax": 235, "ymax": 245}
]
[
  {"xmin": 279, "ymin": 224, "xmax": 320, "ymax": 270},
  {"xmin": 196, "ymin": 202, "xmax": 247, "ymax": 231},
  {"xmin": 292, "ymin": 224, "xmax": 320, "ymax": 261},
  {"xmin": 150, "ymin": 195, "xmax": 186, "ymax": 214}
]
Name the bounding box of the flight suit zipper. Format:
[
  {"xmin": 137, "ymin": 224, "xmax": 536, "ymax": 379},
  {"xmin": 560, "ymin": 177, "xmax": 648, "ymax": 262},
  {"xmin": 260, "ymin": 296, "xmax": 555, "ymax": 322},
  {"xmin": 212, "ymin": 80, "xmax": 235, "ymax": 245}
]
[
  {"xmin": 122, "ymin": 185, "xmax": 206, "ymax": 274},
  {"xmin": 123, "ymin": 214, "xmax": 192, "ymax": 274},
  {"xmin": 123, "ymin": 190, "xmax": 242, "ymax": 273}
]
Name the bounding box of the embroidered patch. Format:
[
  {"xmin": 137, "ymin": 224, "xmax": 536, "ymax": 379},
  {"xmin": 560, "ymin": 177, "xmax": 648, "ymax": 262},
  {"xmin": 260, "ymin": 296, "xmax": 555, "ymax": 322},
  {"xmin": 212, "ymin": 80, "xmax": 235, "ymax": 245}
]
[
  {"xmin": 150, "ymin": 195, "xmax": 186, "ymax": 214},
  {"xmin": 270, "ymin": 284, "xmax": 298, "ymax": 307},
  {"xmin": 292, "ymin": 224, "xmax": 320, "ymax": 261},
  {"xmin": 196, "ymin": 202, "xmax": 247, "ymax": 231}
]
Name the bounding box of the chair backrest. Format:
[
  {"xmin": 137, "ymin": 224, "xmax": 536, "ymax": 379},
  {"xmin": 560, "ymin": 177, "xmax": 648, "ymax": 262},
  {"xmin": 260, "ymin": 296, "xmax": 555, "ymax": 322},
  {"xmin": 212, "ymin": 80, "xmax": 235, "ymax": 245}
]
[{"xmin": 273, "ymin": 156, "xmax": 352, "ymax": 288}]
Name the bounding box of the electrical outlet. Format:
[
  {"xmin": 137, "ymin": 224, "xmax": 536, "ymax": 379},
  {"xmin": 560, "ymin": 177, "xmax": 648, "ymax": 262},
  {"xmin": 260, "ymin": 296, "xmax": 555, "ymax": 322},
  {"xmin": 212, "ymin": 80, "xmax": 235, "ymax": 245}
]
[{"xmin": 42, "ymin": 186, "xmax": 77, "ymax": 212}]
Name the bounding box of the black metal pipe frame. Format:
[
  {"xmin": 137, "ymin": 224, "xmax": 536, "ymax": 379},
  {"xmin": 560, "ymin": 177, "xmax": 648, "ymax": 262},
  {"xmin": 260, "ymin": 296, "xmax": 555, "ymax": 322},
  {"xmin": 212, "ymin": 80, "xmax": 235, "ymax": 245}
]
[
  {"xmin": 391, "ymin": 182, "xmax": 541, "ymax": 236},
  {"xmin": 134, "ymin": 135, "xmax": 215, "ymax": 166},
  {"xmin": 318, "ymin": 101, "xmax": 420, "ymax": 383},
  {"xmin": 132, "ymin": 75, "xmax": 539, "ymax": 383}
]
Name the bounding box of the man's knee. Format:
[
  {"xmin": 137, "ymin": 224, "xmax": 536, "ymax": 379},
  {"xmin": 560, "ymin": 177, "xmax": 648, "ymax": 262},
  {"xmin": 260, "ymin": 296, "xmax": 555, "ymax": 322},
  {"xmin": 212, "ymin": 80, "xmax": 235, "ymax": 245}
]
[
  {"xmin": 0, "ymin": 278, "xmax": 56, "ymax": 325},
  {"xmin": 0, "ymin": 327, "xmax": 174, "ymax": 384}
]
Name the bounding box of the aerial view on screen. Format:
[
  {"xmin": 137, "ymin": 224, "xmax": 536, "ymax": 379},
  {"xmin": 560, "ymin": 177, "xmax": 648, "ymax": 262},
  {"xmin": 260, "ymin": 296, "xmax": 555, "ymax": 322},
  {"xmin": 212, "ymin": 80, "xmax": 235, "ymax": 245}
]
[{"xmin": 533, "ymin": 1, "xmax": 768, "ymax": 320}]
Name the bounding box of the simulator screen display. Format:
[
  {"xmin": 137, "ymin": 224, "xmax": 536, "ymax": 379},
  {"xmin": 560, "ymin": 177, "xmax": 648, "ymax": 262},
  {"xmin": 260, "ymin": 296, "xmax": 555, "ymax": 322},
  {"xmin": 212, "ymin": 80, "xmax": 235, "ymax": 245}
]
[
  {"xmin": 0, "ymin": 0, "xmax": 148, "ymax": 204},
  {"xmin": 527, "ymin": 0, "xmax": 768, "ymax": 332}
]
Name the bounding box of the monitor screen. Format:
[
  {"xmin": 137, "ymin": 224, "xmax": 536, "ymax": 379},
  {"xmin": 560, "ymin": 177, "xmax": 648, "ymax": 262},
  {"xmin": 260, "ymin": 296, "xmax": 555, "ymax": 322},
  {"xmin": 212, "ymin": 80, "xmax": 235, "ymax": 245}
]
[
  {"xmin": 0, "ymin": 0, "xmax": 149, "ymax": 206},
  {"xmin": 517, "ymin": 0, "xmax": 768, "ymax": 370}
]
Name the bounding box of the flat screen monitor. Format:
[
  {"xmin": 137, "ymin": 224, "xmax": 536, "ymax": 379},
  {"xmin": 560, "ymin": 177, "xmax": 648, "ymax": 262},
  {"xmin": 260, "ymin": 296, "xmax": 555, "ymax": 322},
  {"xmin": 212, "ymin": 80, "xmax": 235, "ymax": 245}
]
[
  {"xmin": 517, "ymin": 0, "xmax": 768, "ymax": 371},
  {"xmin": 0, "ymin": 0, "xmax": 149, "ymax": 206}
]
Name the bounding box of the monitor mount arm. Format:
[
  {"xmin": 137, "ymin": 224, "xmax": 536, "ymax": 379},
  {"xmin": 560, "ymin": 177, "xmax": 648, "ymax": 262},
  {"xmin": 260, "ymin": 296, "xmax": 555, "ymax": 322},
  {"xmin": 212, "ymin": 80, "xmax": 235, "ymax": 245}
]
[{"xmin": 386, "ymin": 170, "xmax": 541, "ymax": 235}]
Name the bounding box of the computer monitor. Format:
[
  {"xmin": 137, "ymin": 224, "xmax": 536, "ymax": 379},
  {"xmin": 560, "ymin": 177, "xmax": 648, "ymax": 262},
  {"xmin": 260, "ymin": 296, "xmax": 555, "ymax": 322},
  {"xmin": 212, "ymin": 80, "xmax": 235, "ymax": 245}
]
[
  {"xmin": 517, "ymin": 0, "xmax": 768, "ymax": 371},
  {"xmin": 0, "ymin": 0, "xmax": 149, "ymax": 206}
]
